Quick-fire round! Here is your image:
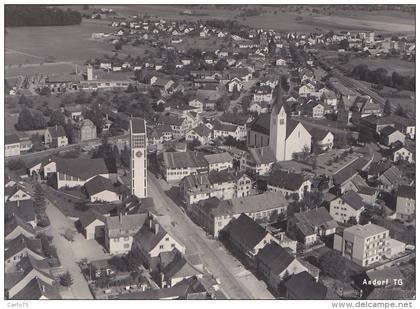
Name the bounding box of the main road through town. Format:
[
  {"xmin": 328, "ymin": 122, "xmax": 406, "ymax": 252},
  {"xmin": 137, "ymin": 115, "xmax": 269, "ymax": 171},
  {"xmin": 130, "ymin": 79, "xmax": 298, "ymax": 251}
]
[{"xmin": 147, "ymin": 172, "xmax": 275, "ymax": 300}]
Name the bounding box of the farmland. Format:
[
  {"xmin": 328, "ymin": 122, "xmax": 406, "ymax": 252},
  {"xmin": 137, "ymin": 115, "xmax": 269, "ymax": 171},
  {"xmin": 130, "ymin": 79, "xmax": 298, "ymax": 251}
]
[{"xmin": 344, "ymin": 57, "xmax": 415, "ymax": 76}]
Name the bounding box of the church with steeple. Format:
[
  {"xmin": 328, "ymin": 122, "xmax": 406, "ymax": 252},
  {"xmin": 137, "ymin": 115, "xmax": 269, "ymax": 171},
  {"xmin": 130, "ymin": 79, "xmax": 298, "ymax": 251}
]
[
  {"xmin": 247, "ymin": 80, "xmax": 312, "ymax": 163},
  {"xmin": 269, "ymin": 85, "xmax": 312, "ymax": 161}
]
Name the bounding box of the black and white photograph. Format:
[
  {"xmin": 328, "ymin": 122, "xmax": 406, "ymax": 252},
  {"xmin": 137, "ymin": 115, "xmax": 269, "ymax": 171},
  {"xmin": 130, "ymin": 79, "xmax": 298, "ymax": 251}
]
[{"xmin": 2, "ymin": 2, "xmax": 416, "ymax": 306}]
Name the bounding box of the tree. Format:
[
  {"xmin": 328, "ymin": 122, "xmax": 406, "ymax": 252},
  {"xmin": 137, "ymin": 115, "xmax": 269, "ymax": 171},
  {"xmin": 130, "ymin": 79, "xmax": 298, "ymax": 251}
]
[
  {"xmin": 33, "ymin": 184, "xmax": 47, "ymax": 216},
  {"xmin": 60, "ymin": 271, "xmax": 74, "ymax": 287},
  {"xmin": 7, "ymin": 159, "xmax": 26, "ymax": 171},
  {"xmin": 15, "ymin": 108, "xmax": 34, "ymax": 131},
  {"xmin": 394, "ymin": 104, "xmax": 407, "ymax": 117},
  {"xmin": 383, "ymin": 100, "xmax": 392, "ymax": 116},
  {"xmin": 64, "ymin": 119, "xmax": 75, "ymax": 144},
  {"xmin": 48, "ymin": 110, "xmax": 66, "ymax": 127},
  {"xmin": 30, "ymin": 133, "xmax": 44, "ymax": 152}
]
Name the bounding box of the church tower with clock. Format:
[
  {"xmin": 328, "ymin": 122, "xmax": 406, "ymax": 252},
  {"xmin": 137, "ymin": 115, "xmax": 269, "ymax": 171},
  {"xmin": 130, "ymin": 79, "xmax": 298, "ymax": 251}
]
[
  {"xmin": 129, "ymin": 117, "xmax": 147, "ymax": 198},
  {"xmin": 269, "ymin": 84, "xmax": 287, "ymax": 161}
]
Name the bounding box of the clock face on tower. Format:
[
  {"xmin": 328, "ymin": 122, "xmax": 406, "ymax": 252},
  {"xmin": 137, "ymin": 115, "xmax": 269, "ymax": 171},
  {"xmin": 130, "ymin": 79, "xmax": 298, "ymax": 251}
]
[{"xmin": 135, "ymin": 150, "xmax": 143, "ymax": 158}]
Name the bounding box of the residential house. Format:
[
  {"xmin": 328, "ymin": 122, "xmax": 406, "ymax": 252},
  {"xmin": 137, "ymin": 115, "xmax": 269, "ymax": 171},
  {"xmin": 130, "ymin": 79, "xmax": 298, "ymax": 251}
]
[
  {"xmin": 5, "ymin": 235, "xmax": 44, "ymax": 271},
  {"xmin": 310, "ymin": 127, "xmax": 334, "ymax": 151},
  {"xmin": 44, "ymin": 126, "xmax": 68, "ymax": 148},
  {"xmin": 191, "ymin": 191, "xmax": 288, "ymax": 237},
  {"xmin": 380, "ymin": 126, "xmax": 405, "ymax": 146},
  {"xmin": 243, "ymin": 146, "xmax": 276, "ymax": 176},
  {"xmin": 392, "ymin": 143, "xmax": 415, "ymax": 164},
  {"xmin": 161, "ymin": 151, "xmax": 208, "ymax": 182},
  {"xmin": 204, "ymin": 152, "xmax": 233, "ymax": 172},
  {"xmin": 5, "ymin": 216, "xmax": 36, "ymax": 242},
  {"xmin": 284, "ymin": 271, "xmax": 339, "ymax": 300},
  {"xmin": 256, "ymin": 242, "xmax": 308, "ymax": 293},
  {"xmin": 185, "ymin": 124, "xmax": 212, "ymax": 145},
  {"xmin": 105, "ymin": 213, "xmax": 147, "ymax": 255},
  {"xmin": 266, "ymin": 170, "xmax": 311, "ymax": 200},
  {"xmin": 395, "ymin": 185, "xmax": 415, "ymax": 222},
  {"xmin": 5, "ymin": 184, "xmax": 31, "ymax": 202},
  {"xmin": 5, "ymin": 134, "xmax": 21, "ymax": 157},
  {"xmin": 329, "ymin": 190, "xmax": 365, "ymax": 224},
  {"xmin": 133, "ymin": 214, "xmax": 185, "ymax": 270},
  {"xmin": 222, "ymin": 213, "xmax": 278, "ymax": 260},
  {"xmin": 78, "ymin": 119, "xmax": 97, "ymax": 141},
  {"xmin": 287, "ymin": 207, "xmax": 338, "ymax": 245},
  {"xmin": 253, "ymin": 85, "xmax": 273, "ymax": 102},
  {"xmin": 84, "ymin": 175, "xmax": 120, "ymax": 203},
  {"xmin": 6, "ymin": 200, "xmax": 37, "ymax": 227}
]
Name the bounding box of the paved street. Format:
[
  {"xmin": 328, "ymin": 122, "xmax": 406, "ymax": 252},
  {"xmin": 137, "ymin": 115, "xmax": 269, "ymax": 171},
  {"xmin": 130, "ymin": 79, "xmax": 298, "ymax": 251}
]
[
  {"xmin": 45, "ymin": 200, "xmax": 94, "ymax": 299},
  {"xmin": 147, "ymin": 172, "xmax": 274, "ymax": 299}
]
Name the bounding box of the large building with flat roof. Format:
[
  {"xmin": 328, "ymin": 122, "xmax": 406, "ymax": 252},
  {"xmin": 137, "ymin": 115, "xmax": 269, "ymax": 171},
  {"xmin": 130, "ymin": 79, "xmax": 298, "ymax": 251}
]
[{"xmin": 130, "ymin": 117, "xmax": 147, "ymax": 198}]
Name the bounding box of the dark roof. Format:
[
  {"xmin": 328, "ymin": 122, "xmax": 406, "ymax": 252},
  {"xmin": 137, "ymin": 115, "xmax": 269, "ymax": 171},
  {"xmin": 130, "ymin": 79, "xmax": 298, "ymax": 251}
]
[
  {"xmin": 208, "ymin": 170, "xmax": 235, "ymax": 185},
  {"xmin": 47, "ymin": 125, "xmax": 66, "ymax": 138},
  {"xmin": 256, "ymin": 242, "xmax": 295, "ymax": 275},
  {"xmin": 55, "ymin": 157, "xmax": 116, "ymax": 180},
  {"xmin": 130, "ymin": 117, "xmax": 146, "ymax": 134},
  {"xmin": 11, "ymin": 277, "xmax": 61, "ymax": 300},
  {"xmin": 162, "ymin": 151, "xmax": 207, "ymax": 169},
  {"xmin": 397, "ymin": 185, "xmax": 415, "ymax": 200},
  {"xmin": 284, "ymin": 271, "xmax": 337, "ymax": 300},
  {"xmin": 249, "ymin": 113, "xmax": 270, "ymax": 135},
  {"xmin": 84, "ymin": 175, "xmax": 116, "ymax": 196},
  {"xmin": 219, "ymin": 113, "xmax": 247, "ymax": 126},
  {"xmin": 368, "ymin": 160, "xmax": 393, "ymax": 176},
  {"xmin": 213, "ymin": 121, "xmax": 238, "ymax": 132},
  {"xmin": 294, "ymin": 207, "xmax": 338, "ymax": 235},
  {"xmin": 5, "ymin": 234, "xmax": 44, "ymax": 261},
  {"xmin": 5, "ymin": 216, "xmax": 36, "ymax": 239},
  {"xmin": 266, "ymin": 170, "xmax": 306, "ymax": 191},
  {"xmin": 285, "ymin": 118, "xmax": 302, "ymax": 139},
  {"xmin": 189, "ymin": 124, "xmax": 210, "ymax": 138},
  {"xmin": 333, "ymin": 157, "xmax": 371, "ymax": 185},
  {"xmin": 158, "ymin": 114, "xmax": 185, "ymax": 127},
  {"xmin": 340, "ymin": 190, "xmax": 365, "ymax": 210},
  {"xmin": 224, "ymin": 214, "xmax": 268, "ymax": 250},
  {"xmin": 380, "ymin": 126, "xmax": 398, "ymax": 137},
  {"xmin": 309, "ymin": 127, "xmax": 332, "ymax": 141},
  {"xmin": 5, "ymin": 200, "xmax": 36, "ymax": 223},
  {"xmin": 248, "ymin": 146, "xmax": 276, "ymax": 165},
  {"xmin": 78, "ymin": 210, "xmax": 105, "ymax": 229},
  {"xmin": 5, "ymin": 134, "xmax": 20, "ymax": 144}
]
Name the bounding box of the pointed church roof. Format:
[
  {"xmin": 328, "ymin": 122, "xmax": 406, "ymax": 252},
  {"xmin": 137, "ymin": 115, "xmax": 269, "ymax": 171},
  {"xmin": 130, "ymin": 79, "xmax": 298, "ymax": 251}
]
[{"xmin": 271, "ymin": 78, "xmax": 288, "ymax": 115}]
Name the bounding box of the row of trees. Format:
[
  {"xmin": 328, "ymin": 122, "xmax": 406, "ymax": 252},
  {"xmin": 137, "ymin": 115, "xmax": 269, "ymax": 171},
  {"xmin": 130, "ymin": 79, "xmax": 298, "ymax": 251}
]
[
  {"xmin": 351, "ymin": 64, "xmax": 415, "ymax": 91},
  {"xmin": 5, "ymin": 5, "xmax": 82, "ymax": 27}
]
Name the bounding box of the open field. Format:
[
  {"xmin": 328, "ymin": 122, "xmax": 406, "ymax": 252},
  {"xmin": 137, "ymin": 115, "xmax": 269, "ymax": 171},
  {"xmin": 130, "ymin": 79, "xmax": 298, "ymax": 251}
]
[
  {"xmin": 344, "ymin": 57, "xmax": 415, "ymax": 76},
  {"xmin": 104, "ymin": 5, "xmax": 415, "ymax": 34}
]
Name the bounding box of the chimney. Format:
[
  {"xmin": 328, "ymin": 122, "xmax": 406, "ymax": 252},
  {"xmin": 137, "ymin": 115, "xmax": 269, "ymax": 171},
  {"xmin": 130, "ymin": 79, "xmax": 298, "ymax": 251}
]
[
  {"xmin": 55, "ymin": 124, "xmax": 58, "ymax": 130},
  {"xmin": 119, "ymin": 212, "xmax": 123, "ymax": 224},
  {"xmin": 149, "ymin": 216, "xmax": 153, "ymax": 230},
  {"xmin": 154, "ymin": 223, "xmax": 159, "ymax": 234}
]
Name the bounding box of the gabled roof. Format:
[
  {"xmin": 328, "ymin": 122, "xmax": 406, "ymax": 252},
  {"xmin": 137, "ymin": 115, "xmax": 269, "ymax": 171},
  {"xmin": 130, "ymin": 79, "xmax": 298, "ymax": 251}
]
[
  {"xmin": 248, "ymin": 146, "xmax": 276, "ymax": 165},
  {"xmin": 134, "ymin": 221, "xmax": 168, "ymax": 253},
  {"xmin": 5, "ymin": 200, "xmax": 36, "ymax": 223},
  {"xmin": 84, "ymin": 175, "xmax": 116, "ymax": 196},
  {"xmin": 5, "ymin": 216, "xmax": 36, "ymax": 239},
  {"xmin": 162, "ymin": 151, "xmax": 207, "ymax": 169},
  {"xmin": 249, "ymin": 113, "xmax": 270, "ymax": 135},
  {"xmin": 265, "ymin": 170, "xmax": 306, "ymax": 191},
  {"xmin": 380, "ymin": 125, "xmax": 400, "ymax": 137},
  {"xmin": 105, "ymin": 213, "xmax": 147, "ymax": 238},
  {"xmin": 294, "ymin": 207, "xmax": 337, "ymax": 234},
  {"xmin": 5, "ymin": 134, "xmax": 20, "ymax": 144},
  {"xmin": 224, "ymin": 213, "xmax": 269, "ymax": 250},
  {"xmin": 339, "ymin": 190, "xmax": 364, "ymax": 210},
  {"xmin": 190, "ymin": 124, "xmax": 211, "ymax": 137},
  {"xmin": 219, "ymin": 112, "xmax": 248, "ymax": 126},
  {"xmin": 256, "ymin": 242, "xmax": 295, "ymax": 275},
  {"xmin": 208, "ymin": 170, "xmax": 236, "ymax": 185},
  {"xmin": 162, "ymin": 255, "xmax": 202, "ymax": 282},
  {"xmin": 46, "ymin": 126, "xmax": 66, "ymax": 138},
  {"xmin": 213, "ymin": 121, "xmax": 238, "ymax": 132},
  {"xmin": 78, "ymin": 210, "xmax": 105, "ymax": 229},
  {"xmin": 158, "ymin": 114, "xmax": 186, "ymax": 127},
  {"xmin": 284, "ymin": 271, "xmax": 338, "ymax": 300},
  {"xmin": 204, "ymin": 152, "xmax": 233, "ymax": 165},
  {"xmin": 55, "ymin": 157, "xmax": 117, "ymax": 180},
  {"xmin": 309, "ymin": 127, "xmax": 332, "ymax": 141},
  {"xmin": 11, "ymin": 277, "xmax": 61, "ymax": 300},
  {"xmin": 5, "ymin": 234, "xmax": 44, "ymax": 261}
]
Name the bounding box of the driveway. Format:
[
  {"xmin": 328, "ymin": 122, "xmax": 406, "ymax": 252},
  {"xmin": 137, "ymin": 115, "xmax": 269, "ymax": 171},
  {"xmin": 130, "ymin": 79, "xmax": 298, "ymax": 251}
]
[{"xmin": 45, "ymin": 200, "xmax": 94, "ymax": 299}]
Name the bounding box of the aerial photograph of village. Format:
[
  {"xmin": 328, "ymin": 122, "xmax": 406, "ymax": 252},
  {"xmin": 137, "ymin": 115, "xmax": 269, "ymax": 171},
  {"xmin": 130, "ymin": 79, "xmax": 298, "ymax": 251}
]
[{"xmin": 3, "ymin": 3, "xmax": 416, "ymax": 305}]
